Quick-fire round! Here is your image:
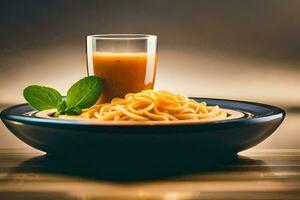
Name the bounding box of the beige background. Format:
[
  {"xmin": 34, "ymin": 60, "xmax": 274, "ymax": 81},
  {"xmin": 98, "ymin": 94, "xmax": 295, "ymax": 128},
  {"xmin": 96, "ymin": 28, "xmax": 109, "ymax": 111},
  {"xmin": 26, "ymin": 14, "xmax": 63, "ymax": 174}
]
[{"xmin": 0, "ymin": 0, "xmax": 299, "ymax": 150}]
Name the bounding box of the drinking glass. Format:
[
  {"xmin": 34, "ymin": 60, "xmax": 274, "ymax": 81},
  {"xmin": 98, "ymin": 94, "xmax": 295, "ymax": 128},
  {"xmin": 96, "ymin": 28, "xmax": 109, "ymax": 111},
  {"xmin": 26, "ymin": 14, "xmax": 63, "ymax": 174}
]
[{"xmin": 86, "ymin": 34, "xmax": 157, "ymax": 103}]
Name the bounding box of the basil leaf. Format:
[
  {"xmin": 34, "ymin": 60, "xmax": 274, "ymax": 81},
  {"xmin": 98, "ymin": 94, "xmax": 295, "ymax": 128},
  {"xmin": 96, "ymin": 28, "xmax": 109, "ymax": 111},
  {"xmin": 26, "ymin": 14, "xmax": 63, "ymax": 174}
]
[
  {"xmin": 57, "ymin": 100, "xmax": 67, "ymax": 114},
  {"xmin": 23, "ymin": 85, "xmax": 62, "ymax": 111},
  {"xmin": 66, "ymin": 76, "xmax": 102, "ymax": 109},
  {"xmin": 65, "ymin": 106, "xmax": 82, "ymax": 115}
]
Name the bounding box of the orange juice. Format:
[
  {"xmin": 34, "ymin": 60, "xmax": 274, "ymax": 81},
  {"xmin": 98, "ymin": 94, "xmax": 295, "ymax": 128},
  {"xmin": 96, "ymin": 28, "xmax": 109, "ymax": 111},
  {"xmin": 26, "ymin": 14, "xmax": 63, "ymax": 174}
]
[{"xmin": 91, "ymin": 52, "xmax": 156, "ymax": 103}]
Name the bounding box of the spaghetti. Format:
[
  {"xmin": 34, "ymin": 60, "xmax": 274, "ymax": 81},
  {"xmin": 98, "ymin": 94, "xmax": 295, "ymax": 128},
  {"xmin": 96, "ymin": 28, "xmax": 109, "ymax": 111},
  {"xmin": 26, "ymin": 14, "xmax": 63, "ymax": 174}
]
[{"xmin": 79, "ymin": 90, "xmax": 228, "ymax": 121}]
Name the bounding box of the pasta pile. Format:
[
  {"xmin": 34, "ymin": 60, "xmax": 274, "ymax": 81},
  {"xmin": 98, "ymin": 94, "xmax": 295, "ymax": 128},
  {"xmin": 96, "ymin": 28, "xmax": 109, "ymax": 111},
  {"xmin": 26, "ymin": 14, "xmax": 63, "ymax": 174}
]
[{"xmin": 80, "ymin": 90, "xmax": 227, "ymax": 121}]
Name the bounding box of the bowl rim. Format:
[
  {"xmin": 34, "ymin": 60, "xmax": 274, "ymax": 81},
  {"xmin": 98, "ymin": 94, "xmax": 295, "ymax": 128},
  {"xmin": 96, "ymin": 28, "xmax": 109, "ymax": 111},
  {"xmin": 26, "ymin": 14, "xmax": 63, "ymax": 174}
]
[{"xmin": 0, "ymin": 98, "xmax": 285, "ymax": 127}]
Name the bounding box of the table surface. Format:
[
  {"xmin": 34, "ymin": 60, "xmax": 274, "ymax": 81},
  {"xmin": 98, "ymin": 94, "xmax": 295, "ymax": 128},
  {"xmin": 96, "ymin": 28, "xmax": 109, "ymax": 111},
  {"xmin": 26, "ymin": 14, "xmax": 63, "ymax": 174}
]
[{"xmin": 0, "ymin": 149, "xmax": 300, "ymax": 200}]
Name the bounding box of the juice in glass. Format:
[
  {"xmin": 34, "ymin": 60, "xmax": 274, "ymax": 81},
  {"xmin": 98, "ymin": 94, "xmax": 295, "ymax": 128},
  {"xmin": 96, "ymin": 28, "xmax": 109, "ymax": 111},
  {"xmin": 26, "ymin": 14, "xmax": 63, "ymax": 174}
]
[{"xmin": 92, "ymin": 52, "xmax": 156, "ymax": 103}]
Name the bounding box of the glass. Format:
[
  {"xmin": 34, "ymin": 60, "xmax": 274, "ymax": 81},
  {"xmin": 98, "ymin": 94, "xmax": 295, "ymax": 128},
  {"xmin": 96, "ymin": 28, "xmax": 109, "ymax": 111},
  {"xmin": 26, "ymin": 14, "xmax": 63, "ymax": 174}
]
[{"xmin": 86, "ymin": 34, "xmax": 157, "ymax": 103}]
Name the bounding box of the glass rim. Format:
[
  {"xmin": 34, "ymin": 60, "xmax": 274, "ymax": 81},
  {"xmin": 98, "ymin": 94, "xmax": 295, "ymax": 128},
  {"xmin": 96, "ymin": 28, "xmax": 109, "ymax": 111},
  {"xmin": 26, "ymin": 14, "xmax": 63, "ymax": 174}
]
[{"xmin": 87, "ymin": 34, "xmax": 157, "ymax": 40}]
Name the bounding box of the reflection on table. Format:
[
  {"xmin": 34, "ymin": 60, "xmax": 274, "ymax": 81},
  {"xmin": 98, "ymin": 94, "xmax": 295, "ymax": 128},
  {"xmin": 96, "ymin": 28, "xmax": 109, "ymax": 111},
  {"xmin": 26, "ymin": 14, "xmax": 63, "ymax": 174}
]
[{"xmin": 0, "ymin": 149, "xmax": 300, "ymax": 199}]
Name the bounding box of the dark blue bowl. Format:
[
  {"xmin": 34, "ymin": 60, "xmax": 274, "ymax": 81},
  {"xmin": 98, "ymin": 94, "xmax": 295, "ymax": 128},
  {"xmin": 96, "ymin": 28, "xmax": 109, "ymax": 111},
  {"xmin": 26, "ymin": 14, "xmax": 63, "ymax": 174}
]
[{"xmin": 0, "ymin": 98, "xmax": 285, "ymax": 158}]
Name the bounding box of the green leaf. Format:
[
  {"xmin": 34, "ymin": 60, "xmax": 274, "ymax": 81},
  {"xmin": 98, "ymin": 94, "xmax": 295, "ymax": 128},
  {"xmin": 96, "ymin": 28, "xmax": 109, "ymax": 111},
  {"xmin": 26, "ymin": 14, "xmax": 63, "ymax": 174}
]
[
  {"xmin": 23, "ymin": 85, "xmax": 62, "ymax": 111},
  {"xmin": 57, "ymin": 100, "xmax": 67, "ymax": 114},
  {"xmin": 66, "ymin": 76, "xmax": 103, "ymax": 109},
  {"xmin": 64, "ymin": 106, "xmax": 82, "ymax": 115},
  {"xmin": 22, "ymin": 76, "xmax": 103, "ymax": 116}
]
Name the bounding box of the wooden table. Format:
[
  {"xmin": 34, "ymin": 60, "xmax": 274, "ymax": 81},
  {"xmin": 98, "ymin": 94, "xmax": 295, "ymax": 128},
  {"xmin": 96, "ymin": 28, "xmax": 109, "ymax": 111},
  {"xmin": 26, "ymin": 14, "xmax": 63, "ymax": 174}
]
[{"xmin": 0, "ymin": 149, "xmax": 299, "ymax": 200}]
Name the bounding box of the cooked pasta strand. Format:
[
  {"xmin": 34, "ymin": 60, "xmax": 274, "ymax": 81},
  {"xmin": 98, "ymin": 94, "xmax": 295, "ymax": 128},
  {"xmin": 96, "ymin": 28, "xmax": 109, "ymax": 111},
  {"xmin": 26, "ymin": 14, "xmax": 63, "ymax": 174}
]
[{"xmin": 79, "ymin": 90, "xmax": 228, "ymax": 121}]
